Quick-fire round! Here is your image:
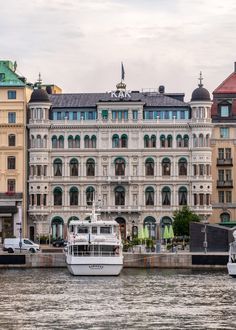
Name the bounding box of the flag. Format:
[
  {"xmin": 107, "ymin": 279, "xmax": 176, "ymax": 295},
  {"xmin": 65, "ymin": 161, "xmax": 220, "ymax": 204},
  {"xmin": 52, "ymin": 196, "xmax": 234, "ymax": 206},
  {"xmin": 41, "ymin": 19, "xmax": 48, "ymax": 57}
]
[{"xmin": 121, "ymin": 62, "xmax": 125, "ymax": 81}]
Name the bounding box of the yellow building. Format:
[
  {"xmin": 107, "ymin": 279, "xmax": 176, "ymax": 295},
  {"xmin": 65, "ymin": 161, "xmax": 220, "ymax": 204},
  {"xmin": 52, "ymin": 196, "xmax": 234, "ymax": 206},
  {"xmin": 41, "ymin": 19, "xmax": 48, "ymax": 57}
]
[
  {"xmin": 210, "ymin": 63, "xmax": 236, "ymax": 224},
  {"xmin": 0, "ymin": 60, "xmax": 32, "ymax": 241}
]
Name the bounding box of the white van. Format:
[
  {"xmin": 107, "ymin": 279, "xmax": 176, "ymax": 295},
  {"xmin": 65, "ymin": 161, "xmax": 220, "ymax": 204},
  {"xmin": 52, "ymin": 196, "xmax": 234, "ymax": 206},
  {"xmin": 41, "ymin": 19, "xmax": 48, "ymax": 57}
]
[{"xmin": 3, "ymin": 238, "xmax": 40, "ymax": 253}]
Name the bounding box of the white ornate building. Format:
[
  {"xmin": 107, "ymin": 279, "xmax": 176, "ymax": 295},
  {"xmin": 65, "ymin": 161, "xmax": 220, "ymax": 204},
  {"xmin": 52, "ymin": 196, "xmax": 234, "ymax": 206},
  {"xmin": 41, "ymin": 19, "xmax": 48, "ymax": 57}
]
[{"xmin": 27, "ymin": 80, "xmax": 213, "ymax": 241}]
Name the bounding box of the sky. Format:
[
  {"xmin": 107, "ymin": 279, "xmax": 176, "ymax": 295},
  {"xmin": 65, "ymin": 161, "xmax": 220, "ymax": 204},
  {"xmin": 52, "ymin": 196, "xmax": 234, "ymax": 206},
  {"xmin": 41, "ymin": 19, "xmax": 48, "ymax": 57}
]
[{"xmin": 1, "ymin": 0, "xmax": 236, "ymax": 100}]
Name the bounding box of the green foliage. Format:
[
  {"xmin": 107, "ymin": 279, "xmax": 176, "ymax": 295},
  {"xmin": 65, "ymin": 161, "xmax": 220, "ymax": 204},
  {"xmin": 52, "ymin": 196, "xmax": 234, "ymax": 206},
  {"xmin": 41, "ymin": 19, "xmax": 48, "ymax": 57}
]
[{"xmin": 173, "ymin": 206, "xmax": 200, "ymax": 237}]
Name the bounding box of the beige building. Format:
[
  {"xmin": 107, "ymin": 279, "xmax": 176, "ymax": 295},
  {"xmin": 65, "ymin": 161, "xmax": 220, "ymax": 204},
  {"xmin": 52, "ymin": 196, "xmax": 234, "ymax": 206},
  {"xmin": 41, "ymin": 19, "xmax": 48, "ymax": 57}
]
[
  {"xmin": 0, "ymin": 60, "xmax": 32, "ymax": 240},
  {"xmin": 210, "ymin": 63, "xmax": 236, "ymax": 224}
]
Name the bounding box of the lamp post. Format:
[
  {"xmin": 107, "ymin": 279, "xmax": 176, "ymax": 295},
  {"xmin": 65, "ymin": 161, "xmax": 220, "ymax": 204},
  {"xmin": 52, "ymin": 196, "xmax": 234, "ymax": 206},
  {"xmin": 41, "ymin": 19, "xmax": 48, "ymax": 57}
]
[
  {"xmin": 17, "ymin": 204, "xmax": 22, "ymax": 253},
  {"xmin": 203, "ymin": 215, "xmax": 208, "ymax": 254}
]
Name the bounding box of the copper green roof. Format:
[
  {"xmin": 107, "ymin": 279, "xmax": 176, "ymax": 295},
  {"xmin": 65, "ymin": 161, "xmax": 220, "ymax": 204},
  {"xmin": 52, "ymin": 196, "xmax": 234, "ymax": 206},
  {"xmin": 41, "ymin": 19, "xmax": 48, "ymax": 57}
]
[{"xmin": 0, "ymin": 60, "xmax": 25, "ymax": 87}]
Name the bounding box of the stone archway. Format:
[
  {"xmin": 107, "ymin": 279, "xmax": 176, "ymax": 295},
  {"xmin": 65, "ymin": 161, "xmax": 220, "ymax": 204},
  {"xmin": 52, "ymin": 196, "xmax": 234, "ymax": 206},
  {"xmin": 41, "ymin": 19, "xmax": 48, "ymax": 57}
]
[
  {"xmin": 51, "ymin": 216, "xmax": 64, "ymax": 239},
  {"xmin": 115, "ymin": 217, "xmax": 126, "ymax": 240}
]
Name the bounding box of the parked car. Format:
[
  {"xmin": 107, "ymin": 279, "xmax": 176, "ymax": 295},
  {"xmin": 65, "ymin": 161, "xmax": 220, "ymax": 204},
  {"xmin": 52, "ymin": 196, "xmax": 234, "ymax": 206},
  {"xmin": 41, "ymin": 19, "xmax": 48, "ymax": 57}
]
[
  {"xmin": 52, "ymin": 238, "xmax": 67, "ymax": 247},
  {"xmin": 3, "ymin": 238, "xmax": 40, "ymax": 253}
]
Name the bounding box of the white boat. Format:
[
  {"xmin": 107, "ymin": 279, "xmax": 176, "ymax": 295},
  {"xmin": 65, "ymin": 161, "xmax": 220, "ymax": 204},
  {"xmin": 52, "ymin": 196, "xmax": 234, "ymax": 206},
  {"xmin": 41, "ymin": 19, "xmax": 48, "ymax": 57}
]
[
  {"xmin": 65, "ymin": 205, "xmax": 123, "ymax": 276},
  {"xmin": 227, "ymin": 230, "xmax": 236, "ymax": 277}
]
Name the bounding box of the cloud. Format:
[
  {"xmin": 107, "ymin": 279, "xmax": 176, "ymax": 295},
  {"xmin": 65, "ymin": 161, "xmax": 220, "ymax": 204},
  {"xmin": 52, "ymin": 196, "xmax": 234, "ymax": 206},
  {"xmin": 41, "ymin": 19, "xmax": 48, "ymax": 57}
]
[{"xmin": 1, "ymin": 0, "xmax": 236, "ymax": 99}]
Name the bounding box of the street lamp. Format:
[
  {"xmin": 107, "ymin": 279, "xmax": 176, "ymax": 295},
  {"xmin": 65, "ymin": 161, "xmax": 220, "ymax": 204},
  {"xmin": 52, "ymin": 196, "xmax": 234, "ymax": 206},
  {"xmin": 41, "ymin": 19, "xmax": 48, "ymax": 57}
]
[
  {"xmin": 202, "ymin": 215, "xmax": 208, "ymax": 254},
  {"xmin": 17, "ymin": 204, "xmax": 22, "ymax": 253}
]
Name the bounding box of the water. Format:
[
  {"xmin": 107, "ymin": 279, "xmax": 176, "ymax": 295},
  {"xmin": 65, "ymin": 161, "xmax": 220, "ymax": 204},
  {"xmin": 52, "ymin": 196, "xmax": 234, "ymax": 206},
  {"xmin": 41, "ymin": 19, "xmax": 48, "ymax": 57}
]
[{"xmin": 0, "ymin": 268, "xmax": 235, "ymax": 330}]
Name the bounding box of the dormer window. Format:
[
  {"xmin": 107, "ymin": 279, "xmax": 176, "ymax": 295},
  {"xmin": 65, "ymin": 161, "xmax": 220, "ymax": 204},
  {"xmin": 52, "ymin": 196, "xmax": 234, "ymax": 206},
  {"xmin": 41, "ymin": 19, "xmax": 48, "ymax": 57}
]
[{"xmin": 220, "ymin": 105, "xmax": 229, "ymax": 117}]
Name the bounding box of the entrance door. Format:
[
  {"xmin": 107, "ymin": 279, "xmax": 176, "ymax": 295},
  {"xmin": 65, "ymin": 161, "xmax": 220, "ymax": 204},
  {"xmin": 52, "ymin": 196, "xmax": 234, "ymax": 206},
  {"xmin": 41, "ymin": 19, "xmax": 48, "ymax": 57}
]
[
  {"xmin": 2, "ymin": 217, "xmax": 14, "ymax": 239},
  {"xmin": 115, "ymin": 217, "xmax": 126, "ymax": 240},
  {"xmin": 29, "ymin": 226, "xmax": 35, "ymax": 241}
]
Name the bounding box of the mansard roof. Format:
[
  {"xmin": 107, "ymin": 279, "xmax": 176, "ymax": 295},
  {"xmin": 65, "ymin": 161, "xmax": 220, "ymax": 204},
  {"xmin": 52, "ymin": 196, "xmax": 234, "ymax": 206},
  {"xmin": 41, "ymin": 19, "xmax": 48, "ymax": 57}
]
[
  {"xmin": 49, "ymin": 92, "xmax": 189, "ymax": 108},
  {"xmin": 0, "ymin": 60, "xmax": 26, "ymax": 87},
  {"xmin": 213, "ymin": 71, "xmax": 236, "ymax": 94}
]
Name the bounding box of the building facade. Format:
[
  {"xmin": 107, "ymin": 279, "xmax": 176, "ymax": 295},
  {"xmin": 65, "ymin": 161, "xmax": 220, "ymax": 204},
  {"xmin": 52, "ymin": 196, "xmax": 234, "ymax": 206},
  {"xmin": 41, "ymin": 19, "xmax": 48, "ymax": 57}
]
[
  {"xmin": 0, "ymin": 60, "xmax": 32, "ymax": 241},
  {"xmin": 27, "ymin": 80, "xmax": 213, "ymax": 241},
  {"xmin": 210, "ymin": 63, "xmax": 236, "ymax": 224}
]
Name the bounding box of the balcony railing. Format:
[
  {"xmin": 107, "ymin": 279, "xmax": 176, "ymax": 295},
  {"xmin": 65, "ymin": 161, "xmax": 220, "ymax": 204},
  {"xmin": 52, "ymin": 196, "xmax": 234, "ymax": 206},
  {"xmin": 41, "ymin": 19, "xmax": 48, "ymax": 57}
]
[
  {"xmin": 217, "ymin": 158, "xmax": 233, "ymax": 166},
  {"xmin": 217, "ymin": 180, "xmax": 233, "ymax": 188},
  {"xmin": 0, "ymin": 192, "xmax": 23, "ymax": 200}
]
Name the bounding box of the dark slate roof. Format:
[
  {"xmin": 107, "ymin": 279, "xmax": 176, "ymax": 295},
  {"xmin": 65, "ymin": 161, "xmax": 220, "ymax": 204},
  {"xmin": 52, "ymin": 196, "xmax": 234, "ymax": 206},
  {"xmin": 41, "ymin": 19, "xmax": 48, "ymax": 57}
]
[
  {"xmin": 191, "ymin": 86, "xmax": 211, "ymax": 102},
  {"xmin": 49, "ymin": 92, "xmax": 189, "ymax": 108},
  {"xmin": 30, "ymin": 88, "xmax": 50, "ymax": 103}
]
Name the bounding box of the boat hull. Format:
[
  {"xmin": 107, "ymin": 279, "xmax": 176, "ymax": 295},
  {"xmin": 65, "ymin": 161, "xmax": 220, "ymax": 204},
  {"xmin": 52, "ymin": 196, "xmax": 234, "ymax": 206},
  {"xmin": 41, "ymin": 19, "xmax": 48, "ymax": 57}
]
[
  {"xmin": 227, "ymin": 262, "xmax": 236, "ymax": 277},
  {"xmin": 67, "ymin": 263, "xmax": 123, "ymax": 276},
  {"xmin": 66, "ymin": 255, "xmax": 123, "ymax": 276}
]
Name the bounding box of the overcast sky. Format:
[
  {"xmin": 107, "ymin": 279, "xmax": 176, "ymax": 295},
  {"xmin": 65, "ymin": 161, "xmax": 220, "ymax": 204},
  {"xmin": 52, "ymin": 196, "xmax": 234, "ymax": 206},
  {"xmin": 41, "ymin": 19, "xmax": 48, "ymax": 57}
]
[{"xmin": 1, "ymin": 0, "xmax": 236, "ymax": 100}]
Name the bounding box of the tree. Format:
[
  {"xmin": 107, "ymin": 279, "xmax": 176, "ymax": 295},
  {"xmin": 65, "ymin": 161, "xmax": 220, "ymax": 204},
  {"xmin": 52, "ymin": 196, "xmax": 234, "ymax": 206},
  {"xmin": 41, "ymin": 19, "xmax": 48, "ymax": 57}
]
[{"xmin": 173, "ymin": 206, "xmax": 200, "ymax": 237}]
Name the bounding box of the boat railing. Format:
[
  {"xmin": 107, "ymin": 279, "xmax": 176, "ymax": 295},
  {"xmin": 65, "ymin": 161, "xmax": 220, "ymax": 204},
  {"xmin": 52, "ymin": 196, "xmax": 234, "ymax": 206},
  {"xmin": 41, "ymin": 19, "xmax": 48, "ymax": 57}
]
[{"xmin": 69, "ymin": 249, "xmax": 120, "ymax": 257}]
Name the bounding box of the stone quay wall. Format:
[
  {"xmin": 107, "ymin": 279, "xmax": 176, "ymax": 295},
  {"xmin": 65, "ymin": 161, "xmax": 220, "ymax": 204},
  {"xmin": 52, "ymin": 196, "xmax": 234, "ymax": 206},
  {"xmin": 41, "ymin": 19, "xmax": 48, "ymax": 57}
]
[{"xmin": 0, "ymin": 252, "xmax": 228, "ymax": 269}]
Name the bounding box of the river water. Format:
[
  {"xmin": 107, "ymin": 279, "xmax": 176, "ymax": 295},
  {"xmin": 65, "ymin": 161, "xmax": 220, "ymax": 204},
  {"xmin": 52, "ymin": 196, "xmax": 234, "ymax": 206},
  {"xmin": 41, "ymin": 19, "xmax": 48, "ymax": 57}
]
[{"xmin": 0, "ymin": 268, "xmax": 235, "ymax": 330}]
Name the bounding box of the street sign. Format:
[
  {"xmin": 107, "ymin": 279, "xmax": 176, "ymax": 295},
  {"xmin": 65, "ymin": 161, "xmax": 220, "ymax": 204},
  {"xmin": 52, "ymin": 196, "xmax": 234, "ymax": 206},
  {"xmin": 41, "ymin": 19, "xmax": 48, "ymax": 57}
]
[{"xmin": 16, "ymin": 222, "xmax": 22, "ymax": 225}]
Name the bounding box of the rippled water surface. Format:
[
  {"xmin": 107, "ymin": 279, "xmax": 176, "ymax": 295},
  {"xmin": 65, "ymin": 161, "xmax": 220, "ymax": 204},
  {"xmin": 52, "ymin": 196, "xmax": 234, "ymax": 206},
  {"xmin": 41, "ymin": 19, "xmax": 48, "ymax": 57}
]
[{"xmin": 0, "ymin": 268, "xmax": 236, "ymax": 330}]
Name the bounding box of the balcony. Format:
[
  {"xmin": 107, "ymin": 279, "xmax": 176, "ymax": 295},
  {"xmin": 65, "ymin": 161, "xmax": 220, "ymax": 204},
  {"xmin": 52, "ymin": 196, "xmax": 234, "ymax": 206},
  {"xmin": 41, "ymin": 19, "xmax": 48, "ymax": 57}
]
[
  {"xmin": 0, "ymin": 192, "xmax": 23, "ymax": 200},
  {"xmin": 217, "ymin": 180, "xmax": 233, "ymax": 188},
  {"xmin": 107, "ymin": 176, "xmax": 130, "ymax": 184},
  {"xmin": 217, "ymin": 158, "xmax": 233, "ymax": 166}
]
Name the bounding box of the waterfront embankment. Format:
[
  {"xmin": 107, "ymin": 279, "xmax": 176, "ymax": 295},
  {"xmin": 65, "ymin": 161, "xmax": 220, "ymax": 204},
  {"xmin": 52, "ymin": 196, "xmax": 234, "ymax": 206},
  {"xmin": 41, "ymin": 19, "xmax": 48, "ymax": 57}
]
[{"xmin": 0, "ymin": 250, "xmax": 228, "ymax": 269}]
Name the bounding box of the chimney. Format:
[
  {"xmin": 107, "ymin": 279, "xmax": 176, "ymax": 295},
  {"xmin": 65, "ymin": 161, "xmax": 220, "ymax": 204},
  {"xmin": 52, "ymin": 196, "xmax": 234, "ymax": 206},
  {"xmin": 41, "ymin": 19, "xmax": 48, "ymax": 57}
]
[
  {"xmin": 234, "ymin": 62, "xmax": 236, "ymax": 73},
  {"xmin": 159, "ymin": 85, "xmax": 165, "ymax": 94}
]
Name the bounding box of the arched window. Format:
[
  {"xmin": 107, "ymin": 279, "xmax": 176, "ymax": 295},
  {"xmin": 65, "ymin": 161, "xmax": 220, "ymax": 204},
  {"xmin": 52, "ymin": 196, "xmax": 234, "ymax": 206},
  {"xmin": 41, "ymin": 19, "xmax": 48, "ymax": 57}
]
[
  {"xmin": 69, "ymin": 187, "xmax": 78, "ymax": 206},
  {"xmin": 199, "ymin": 134, "xmax": 204, "ymax": 147},
  {"xmin": 179, "ymin": 186, "xmax": 187, "ymax": 205},
  {"xmin": 178, "ymin": 158, "xmax": 187, "ymax": 176},
  {"xmin": 160, "ymin": 135, "xmax": 165, "ymax": 148},
  {"xmin": 121, "ymin": 134, "xmax": 128, "ymax": 148},
  {"xmin": 162, "ymin": 158, "xmax": 171, "ymax": 176},
  {"xmin": 115, "ymin": 186, "xmax": 125, "ymax": 205},
  {"xmin": 70, "ymin": 158, "xmax": 78, "ymax": 176},
  {"xmin": 206, "ymin": 134, "xmax": 210, "ymax": 147},
  {"xmin": 112, "ymin": 134, "xmax": 119, "ymax": 148},
  {"xmin": 68, "ymin": 136, "xmax": 73, "ymax": 148},
  {"xmin": 176, "ymin": 134, "xmax": 182, "ymax": 148},
  {"xmin": 84, "ymin": 135, "xmax": 90, "ymax": 148},
  {"xmin": 162, "ymin": 186, "xmax": 171, "ymax": 206},
  {"xmin": 52, "ymin": 135, "xmax": 57, "ymax": 148},
  {"xmin": 144, "ymin": 216, "xmax": 156, "ymax": 239},
  {"xmin": 43, "ymin": 135, "xmax": 47, "ymax": 148},
  {"xmin": 8, "ymin": 134, "xmax": 16, "ymax": 146},
  {"xmin": 86, "ymin": 158, "xmax": 95, "ymax": 176},
  {"xmin": 53, "ymin": 159, "xmax": 62, "ymax": 176},
  {"xmin": 183, "ymin": 135, "xmax": 189, "ymax": 148},
  {"xmin": 58, "ymin": 136, "xmax": 64, "ymax": 148},
  {"xmin": 75, "ymin": 135, "xmax": 80, "ymax": 148},
  {"xmin": 31, "ymin": 135, "xmax": 35, "ymax": 148},
  {"xmin": 91, "ymin": 135, "xmax": 96, "ymax": 148},
  {"xmin": 86, "ymin": 186, "xmax": 95, "ymax": 205},
  {"xmin": 145, "ymin": 187, "xmax": 154, "ymax": 206},
  {"xmin": 115, "ymin": 158, "xmax": 125, "ymax": 176},
  {"xmin": 144, "ymin": 135, "xmax": 149, "ymax": 148},
  {"xmin": 193, "ymin": 134, "xmax": 198, "ymax": 148},
  {"xmin": 151, "ymin": 135, "xmax": 156, "ymax": 148},
  {"xmin": 145, "ymin": 158, "xmax": 154, "ymax": 176},
  {"xmin": 37, "ymin": 135, "xmax": 41, "ymax": 148},
  {"xmin": 53, "ymin": 187, "xmax": 62, "ymax": 206},
  {"xmin": 167, "ymin": 135, "xmax": 172, "ymax": 148},
  {"xmin": 220, "ymin": 212, "xmax": 230, "ymax": 223}
]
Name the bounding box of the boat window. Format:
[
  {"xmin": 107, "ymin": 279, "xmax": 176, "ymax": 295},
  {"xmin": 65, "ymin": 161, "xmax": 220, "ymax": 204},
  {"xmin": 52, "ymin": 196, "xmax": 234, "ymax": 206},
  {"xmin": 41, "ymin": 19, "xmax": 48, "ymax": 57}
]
[
  {"xmin": 92, "ymin": 227, "xmax": 97, "ymax": 234},
  {"xmin": 77, "ymin": 227, "xmax": 88, "ymax": 234},
  {"xmin": 100, "ymin": 227, "xmax": 111, "ymax": 234}
]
